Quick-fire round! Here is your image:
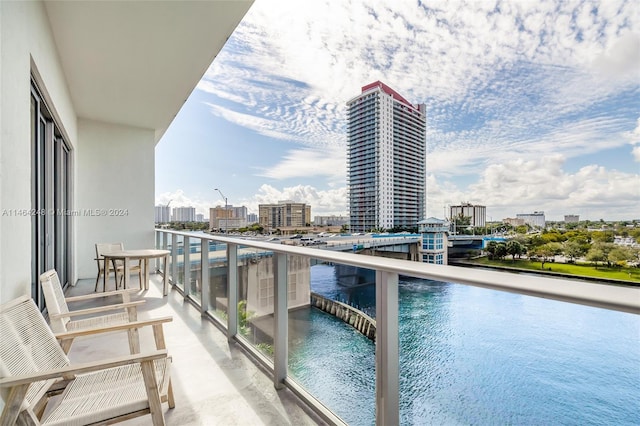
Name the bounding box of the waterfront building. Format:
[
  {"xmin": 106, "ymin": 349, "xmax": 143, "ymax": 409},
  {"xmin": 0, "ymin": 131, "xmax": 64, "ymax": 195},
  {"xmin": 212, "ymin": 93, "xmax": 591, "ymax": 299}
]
[
  {"xmin": 418, "ymin": 217, "xmax": 449, "ymax": 265},
  {"xmin": 517, "ymin": 211, "xmax": 546, "ymax": 228},
  {"xmin": 347, "ymin": 81, "xmax": 427, "ymax": 233},
  {"xmin": 564, "ymin": 214, "xmax": 580, "ymax": 223},
  {"xmin": 259, "ymin": 201, "xmax": 311, "ymax": 230},
  {"xmin": 154, "ymin": 205, "xmax": 171, "ymax": 223},
  {"xmin": 449, "ymin": 203, "xmax": 486, "ymax": 228},
  {"xmin": 196, "ymin": 213, "xmax": 205, "ymax": 223},
  {"xmin": 247, "ymin": 213, "xmax": 258, "ymax": 224},
  {"xmin": 314, "ymin": 215, "xmax": 349, "ymax": 226},
  {"xmin": 172, "ymin": 206, "xmax": 196, "ymax": 222}
]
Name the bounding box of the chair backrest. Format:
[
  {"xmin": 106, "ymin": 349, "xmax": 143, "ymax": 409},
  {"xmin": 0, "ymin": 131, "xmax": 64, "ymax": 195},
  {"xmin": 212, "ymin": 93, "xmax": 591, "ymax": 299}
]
[
  {"xmin": 0, "ymin": 295, "xmax": 69, "ymax": 410},
  {"xmin": 96, "ymin": 242, "xmax": 125, "ymax": 270},
  {"xmin": 40, "ymin": 269, "xmax": 70, "ymax": 333}
]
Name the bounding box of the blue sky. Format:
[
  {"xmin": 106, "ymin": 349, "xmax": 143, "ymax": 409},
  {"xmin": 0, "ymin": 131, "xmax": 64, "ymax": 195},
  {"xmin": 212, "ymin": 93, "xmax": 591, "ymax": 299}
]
[{"xmin": 155, "ymin": 0, "xmax": 640, "ymax": 222}]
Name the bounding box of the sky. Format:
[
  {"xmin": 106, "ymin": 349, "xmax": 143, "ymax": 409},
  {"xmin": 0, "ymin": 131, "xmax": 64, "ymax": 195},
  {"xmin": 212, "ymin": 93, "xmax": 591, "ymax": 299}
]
[{"xmin": 155, "ymin": 0, "xmax": 640, "ymax": 222}]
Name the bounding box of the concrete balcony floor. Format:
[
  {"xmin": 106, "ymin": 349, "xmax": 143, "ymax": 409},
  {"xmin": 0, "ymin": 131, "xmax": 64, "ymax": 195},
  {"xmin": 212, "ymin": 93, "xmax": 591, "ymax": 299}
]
[{"xmin": 63, "ymin": 274, "xmax": 326, "ymax": 426}]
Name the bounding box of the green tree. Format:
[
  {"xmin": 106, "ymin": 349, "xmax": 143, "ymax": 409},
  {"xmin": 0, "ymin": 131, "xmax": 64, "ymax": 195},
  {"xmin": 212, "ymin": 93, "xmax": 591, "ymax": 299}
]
[
  {"xmin": 494, "ymin": 242, "xmax": 508, "ymax": 260},
  {"xmin": 609, "ymin": 246, "xmax": 636, "ymax": 267},
  {"xmin": 531, "ymin": 242, "xmax": 562, "ymax": 269},
  {"xmin": 586, "ymin": 246, "xmax": 606, "ymax": 269},
  {"xmin": 506, "ymin": 240, "xmax": 524, "ymax": 260},
  {"xmin": 563, "ymin": 240, "xmax": 586, "ymax": 263},
  {"xmin": 485, "ymin": 241, "xmax": 498, "ymax": 259}
]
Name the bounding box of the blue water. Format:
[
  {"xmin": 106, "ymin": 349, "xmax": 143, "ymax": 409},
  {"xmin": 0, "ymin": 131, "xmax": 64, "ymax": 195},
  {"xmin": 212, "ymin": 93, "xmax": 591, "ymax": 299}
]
[{"xmin": 287, "ymin": 265, "xmax": 640, "ymax": 425}]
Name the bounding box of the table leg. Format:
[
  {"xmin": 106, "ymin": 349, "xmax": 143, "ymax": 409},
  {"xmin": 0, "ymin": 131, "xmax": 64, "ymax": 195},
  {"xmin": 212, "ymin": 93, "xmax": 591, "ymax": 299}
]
[
  {"xmin": 103, "ymin": 256, "xmax": 109, "ymax": 292},
  {"xmin": 144, "ymin": 258, "xmax": 150, "ymax": 290},
  {"xmin": 163, "ymin": 254, "xmax": 169, "ymax": 296},
  {"xmin": 124, "ymin": 257, "xmax": 130, "ymax": 289}
]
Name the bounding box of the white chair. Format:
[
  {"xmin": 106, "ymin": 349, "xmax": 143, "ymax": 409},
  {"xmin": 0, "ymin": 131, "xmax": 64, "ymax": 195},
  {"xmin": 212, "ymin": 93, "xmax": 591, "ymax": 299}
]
[
  {"xmin": 0, "ymin": 295, "xmax": 174, "ymax": 425},
  {"xmin": 95, "ymin": 242, "xmax": 144, "ymax": 291},
  {"xmin": 40, "ymin": 269, "xmax": 171, "ymax": 355}
]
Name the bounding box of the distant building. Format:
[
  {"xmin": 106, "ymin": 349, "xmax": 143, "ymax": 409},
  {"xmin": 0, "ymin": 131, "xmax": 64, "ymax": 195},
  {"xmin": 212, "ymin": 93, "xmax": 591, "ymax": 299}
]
[
  {"xmin": 347, "ymin": 81, "xmax": 426, "ymax": 233},
  {"xmin": 172, "ymin": 206, "xmax": 196, "ymax": 222},
  {"xmin": 195, "ymin": 213, "xmax": 204, "ymax": 223},
  {"xmin": 209, "ymin": 205, "xmax": 248, "ymax": 231},
  {"xmin": 418, "ymin": 218, "xmax": 449, "ymax": 265},
  {"xmin": 247, "ymin": 213, "xmax": 258, "ymax": 224},
  {"xmin": 517, "ymin": 211, "xmax": 546, "ymax": 228},
  {"xmin": 259, "ymin": 201, "xmax": 311, "ymax": 230},
  {"xmin": 229, "ymin": 205, "xmax": 247, "ymax": 220},
  {"xmin": 503, "ymin": 217, "xmax": 526, "ymax": 227},
  {"xmin": 564, "ymin": 215, "xmax": 579, "ymax": 223},
  {"xmin": 314, "ymin": 215, "xmax": 349, "ymax": 226},
  {"xmin": 154, "ymin": 205, "xmax": 171, "ymax": 223},
  {"xmin": 449, "ymin": 203, "xmax": 486, "ymax": 228}
]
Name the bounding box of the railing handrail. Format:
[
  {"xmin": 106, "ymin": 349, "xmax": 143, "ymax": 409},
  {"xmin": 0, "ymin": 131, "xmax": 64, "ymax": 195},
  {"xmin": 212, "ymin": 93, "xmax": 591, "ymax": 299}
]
[{"xmin": 157, "ymin": 229, "xmax": 640, "ymax": 315}]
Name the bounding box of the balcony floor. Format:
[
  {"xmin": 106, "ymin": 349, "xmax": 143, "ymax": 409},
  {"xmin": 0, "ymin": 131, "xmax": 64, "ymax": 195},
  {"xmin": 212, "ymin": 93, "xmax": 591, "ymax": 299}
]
[{"xmin": 63, "ymin": 274, "xmax": 326, "ymax": 426}]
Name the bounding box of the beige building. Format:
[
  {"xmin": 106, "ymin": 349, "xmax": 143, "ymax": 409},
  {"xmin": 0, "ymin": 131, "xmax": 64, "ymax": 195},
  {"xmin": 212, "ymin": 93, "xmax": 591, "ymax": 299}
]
[
  {"xmin": 209, "ymin": 206, "xmax": 247, "ymax": 231},
  {"xmin": 259, "ymin": 201, "xmax": 311, "ymax": 230}
]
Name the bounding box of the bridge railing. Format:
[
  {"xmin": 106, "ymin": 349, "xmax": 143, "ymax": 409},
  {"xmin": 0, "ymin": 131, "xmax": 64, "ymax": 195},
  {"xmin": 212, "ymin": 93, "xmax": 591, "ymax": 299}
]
[{"xmin": 156, "ymin": 229, "xmax": 639, "ymax": 426}]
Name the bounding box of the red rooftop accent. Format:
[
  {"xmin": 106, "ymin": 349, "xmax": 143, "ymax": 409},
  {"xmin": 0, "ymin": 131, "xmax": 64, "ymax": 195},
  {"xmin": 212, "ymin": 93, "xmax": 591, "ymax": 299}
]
[{"xmin": 361, "ymin": 81, "xmax": 417, "ymax": 109}]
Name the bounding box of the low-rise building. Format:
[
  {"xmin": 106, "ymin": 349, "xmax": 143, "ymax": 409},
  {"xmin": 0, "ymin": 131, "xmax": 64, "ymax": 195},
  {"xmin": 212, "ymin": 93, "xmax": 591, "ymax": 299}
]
[
  {"xmin": 259, "ymin": 201, "xmax": 311, "ymax": 230},
  {"xmin": 516, "ymin": 211, "xmax": 546, "ymax": 228},
  {"xmin": 450, "ymin": 203, "xmax": 486, "ymax": 228}
]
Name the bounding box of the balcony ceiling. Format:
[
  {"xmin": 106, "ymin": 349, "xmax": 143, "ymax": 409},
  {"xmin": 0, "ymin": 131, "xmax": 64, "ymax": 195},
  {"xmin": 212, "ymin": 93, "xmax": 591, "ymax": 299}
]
[{"xmin": 44, "ymin": 0, "xmax": 253, "ymax": 142}]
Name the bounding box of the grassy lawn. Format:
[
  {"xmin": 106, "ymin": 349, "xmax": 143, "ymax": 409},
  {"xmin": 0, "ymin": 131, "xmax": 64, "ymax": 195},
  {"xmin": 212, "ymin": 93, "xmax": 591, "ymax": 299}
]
[{"xmin": 467, "ymin": 257, "xmax": 640, "ymax": 283}]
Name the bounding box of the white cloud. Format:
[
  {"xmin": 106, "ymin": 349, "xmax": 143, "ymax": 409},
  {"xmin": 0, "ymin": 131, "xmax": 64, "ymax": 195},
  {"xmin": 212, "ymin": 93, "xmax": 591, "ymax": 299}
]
[
  {"xmin": 156, "ymin": 189, "xmax": 225, "ymax": 217},
  {"xmin": 426, "ymin": 156, "xmax": 640, "ymax": 220},
  {"xmin": 246, "ymin": 184, "xmax": 348, "ymax": 216},
  {"xmin": 175, "ymin": 0, "xmax": 640, "ymax": 222},
  {"xmin": 255, "ymin": 146, "xmax": 346, "ymax": 181}
]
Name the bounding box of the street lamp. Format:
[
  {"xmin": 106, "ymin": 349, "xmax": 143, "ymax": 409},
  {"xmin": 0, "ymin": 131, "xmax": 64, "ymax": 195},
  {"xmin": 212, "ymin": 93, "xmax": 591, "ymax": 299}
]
[{"xmin": 214, "ymin": 188, "xmax": 228, "ymax": 234}]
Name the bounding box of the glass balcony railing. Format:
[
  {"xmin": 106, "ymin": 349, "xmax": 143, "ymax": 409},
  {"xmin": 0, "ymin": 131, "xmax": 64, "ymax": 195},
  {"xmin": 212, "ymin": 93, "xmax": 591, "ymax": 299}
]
[{"xmin": 155, "ymin": 229, "xmax": 640, "ymax": 426}]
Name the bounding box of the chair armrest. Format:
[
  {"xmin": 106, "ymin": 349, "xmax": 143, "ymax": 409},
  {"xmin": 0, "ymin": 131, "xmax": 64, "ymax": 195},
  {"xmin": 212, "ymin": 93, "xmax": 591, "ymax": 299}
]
[
  {"xmin": 49, "ymin": 301, "xmax": 145, "ymax": 319},
  {"xmin": 54, "ymin": 316, "xmax": 173, "ymax": 340},
  {"xmin": 65, "ymin": 288, "xmax": 139, "ymax": 303},
  {"xmin": 0, "ymin": 350, "xmax": 168, "ymax": 388}
]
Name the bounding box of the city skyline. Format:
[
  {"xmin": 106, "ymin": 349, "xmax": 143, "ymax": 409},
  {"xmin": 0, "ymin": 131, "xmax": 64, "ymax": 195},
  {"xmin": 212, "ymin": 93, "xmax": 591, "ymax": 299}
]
[{"xmin": 155, "ymin": 0, "xmax": 639, "ymax": 221}]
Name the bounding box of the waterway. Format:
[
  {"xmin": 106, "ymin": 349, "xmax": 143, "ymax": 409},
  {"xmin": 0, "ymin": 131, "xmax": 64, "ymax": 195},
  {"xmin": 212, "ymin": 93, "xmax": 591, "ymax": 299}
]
[{"xmin": 287, "ymin": 264, "xmax": 640, "ymax": 425}]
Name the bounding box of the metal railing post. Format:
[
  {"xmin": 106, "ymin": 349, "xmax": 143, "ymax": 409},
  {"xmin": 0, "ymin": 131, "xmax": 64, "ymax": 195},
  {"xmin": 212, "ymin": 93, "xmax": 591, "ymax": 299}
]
[
  {"xmin": 171, "ymin": 233, "xmax": 178, "ymax": 287},
  {"xmin": 183, "ymin": 236, "xmax": 190, "ymax": 298},
  {"xmin": 200, "ymin": 238, "xmax": 209, "ymax": 314},
  {"xmin": 273, "ymin": 252, "xmax": 288, "ymax": 389},
  {"xmin": 376, "ymin": 270, "xmax": 399, "ymax": 426},
  {"xmin": 227, "ymin": 242, "xmax": 238, "ymax": 340}
]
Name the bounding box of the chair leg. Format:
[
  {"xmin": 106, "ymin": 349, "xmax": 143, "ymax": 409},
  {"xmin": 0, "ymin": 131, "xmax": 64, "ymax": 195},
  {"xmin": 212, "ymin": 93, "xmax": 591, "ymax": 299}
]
[{"xmin": 94, "ymin": 272, "xmax": 101, "ymax": 292}]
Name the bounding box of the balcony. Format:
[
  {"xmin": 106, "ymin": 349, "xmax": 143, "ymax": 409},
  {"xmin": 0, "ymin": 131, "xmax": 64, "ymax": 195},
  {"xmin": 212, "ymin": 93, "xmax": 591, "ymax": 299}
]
[
  {"xmin": 64, "ymin": 273, "xmax": 327, "ymax": 425},
  {"xmin": 57, "ymin": 229, "xmax": 640, "ymax": 425}
]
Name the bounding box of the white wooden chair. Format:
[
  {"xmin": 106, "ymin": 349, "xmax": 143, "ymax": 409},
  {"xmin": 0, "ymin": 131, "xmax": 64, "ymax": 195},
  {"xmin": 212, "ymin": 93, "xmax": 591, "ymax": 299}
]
[
  {"xmin": 0, "ymin": 295, "xmax": 174, "ymax": 425},
  {"xmin": 95, "ymin": 242, "xmax": 144, "ymax": 292},
  {"xmin": 40, "ymin": 269, "xmax": 169, "ymax": 355}
]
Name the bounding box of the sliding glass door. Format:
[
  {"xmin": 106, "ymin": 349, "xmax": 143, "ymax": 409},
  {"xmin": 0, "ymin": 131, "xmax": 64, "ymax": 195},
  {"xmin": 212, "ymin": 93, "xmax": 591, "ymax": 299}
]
[{"xmin": 31, "ymin": 79, "xmax": 72, "ymax": 310}]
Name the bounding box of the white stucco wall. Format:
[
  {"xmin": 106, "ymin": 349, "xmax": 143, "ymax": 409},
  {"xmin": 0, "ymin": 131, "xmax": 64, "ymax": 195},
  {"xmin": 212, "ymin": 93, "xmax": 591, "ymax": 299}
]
[
  {"xmin": 0, "ymin": 1, "xmax": 77, "ymax": 303},
  {"xmin": 75, "ymin": 119, "xmax": 156, "ymax": 279}
]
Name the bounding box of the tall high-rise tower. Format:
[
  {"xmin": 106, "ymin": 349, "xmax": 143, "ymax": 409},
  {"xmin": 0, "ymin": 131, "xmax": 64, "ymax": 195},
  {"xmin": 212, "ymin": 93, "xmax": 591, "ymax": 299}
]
[{"xmin": 347, "ymin": 81, "xmax": 426, "ymax": 233}]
